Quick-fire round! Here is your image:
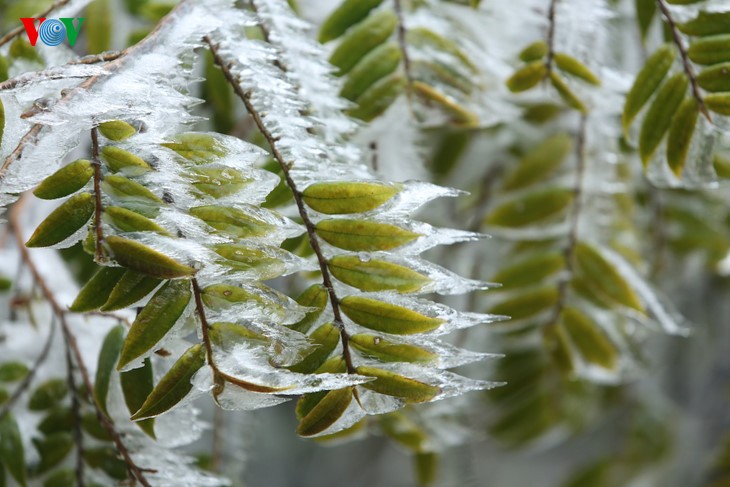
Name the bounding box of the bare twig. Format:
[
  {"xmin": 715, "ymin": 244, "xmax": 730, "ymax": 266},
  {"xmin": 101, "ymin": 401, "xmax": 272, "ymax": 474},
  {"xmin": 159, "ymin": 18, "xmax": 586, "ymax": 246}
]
[
  {"xmin": 61, "ymin": 330, "xmax": 86, "ymax": 487},
  {"xmin": 656, "ymin": 0, "xmax": 710, "ymax": 121},
  {"xmin": 545, "ymin": 0, "xmax": 559, "ymax": 75},
  {"xmin": 8, "ymin": 202, "xmax": 153, "ymax": 487},
  {"xmin": 205, "ymin": 36, "xmax": 357, "ymax": 374},
  {"xmin": 90, "ymin": 127, "xmax": 105, "ymax": 262},
  {"xmin": 393, "ymin": 0, "xmax": 415, "ymax": 91},
  {"xmin": 0, "ymin": 0, "xmax": 73, "ymax": 48}
]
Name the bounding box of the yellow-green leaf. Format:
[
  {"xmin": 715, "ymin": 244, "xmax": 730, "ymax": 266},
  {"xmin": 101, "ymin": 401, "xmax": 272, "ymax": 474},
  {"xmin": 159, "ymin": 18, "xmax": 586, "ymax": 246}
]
[
  {"xmin": 554, "ymin": 53, "xmax": 600, "ymax": 85},
  {"xmin": 188, "ymin": 167, "xmax": 251, "ymax": 198},
  {"xmin": 490, "ymin": 286, "xmax": 559, "ymax": 320},
  {"xmin": 316, "ymin": 219, "xmax": 421, "ymax": 251},
  {"xmin": 518, "ymin": 41, "xmax": 548, "ymax": 62},
  {"xmin": 201, "ymin": 283, "xmax": 271, "ymax": 309},
  {"xmin": 86, "ymin": 0, "xmax": 111, "ymax": 54},
  {"xmin": 412, "ymin": 81, "xmax": 479, "ymax": 127},
  {"xmin": 318, "ymin": 0, "xmax": 384, "ymax": 43},
  {"xmin": 340, "ymin": 296, "xmax": 444, "ymax": 334},
  {"xmin": 485, "ymin": 188, "xmax": 573, "ymax": 227},
  {"xmin": 329, "ymin": 10, "xmax": 397, "ymax": 76},
  {"xmin": 26, "ymin": 192, "xmax": 95, "ymax": 247},
  {"xmin": 288, "ymin": 284, "xmax": 328, "ymax": 334},
  {"xmin": 491, "ymin": 252, "xmax": 565, "ymax": 290},
  {"xmin": 106, "ymin": 236, "xmax": 196, "ymax": 279},
  {"xmin": 101, "ymin": 174, "xmax": 163, "ymax": 209},
  {"xmin": 287, "ymin": 323, "xmax": 340, "ymax": 373},
  {"xmin": 688, "ymin": 34, "xmax": 730, "ymax": 65},
  {"xmin": 69, "ymin": 266, "xmax": 126, "ymax": 312},
  {"xmin": 356, "ymin": 366, "xmax": 440, "ymax": 403},
  {"xmin": 697, "ymin": 63, "xmax": 730, "ymax": 92},
  {"xmin": 131, "ymin": 343, "xmax": 206, "ymax": 420},
  {"xmin": 561, "ymin": 307, "xmax": 618, "ymax": 370},
  {"xmin": 161, "ymin": 133, "xmax": 227, "ymax": 164},
  {"xmin": 118, "ymin": 280, "xmax": 192, "ymax": 369},
  {"xmin": 328, "ymin": 255, "xmax": 431, "ymax": 293},
  {"xmin": 639, "ymin": 72, "xmax": 688, "ymax": 165},
  {"xmin": 0, "ymin": 414, "xmax": 26, "ymax": 487},
  {"xmin": 622, "ymin": 45, "xmax": 675, "ymax": 132},
  {"xmin": 101, "ymin": 271, "xmax": 162, "ymax": 311},
  {"xmin": 350, "ymin": 334, "xmax": 437, "ymax": 363},
  {"xmin": 679, "ymin": 11, "xmax": 730, "ymax": 37},
  {"xmin": 341, "ymin": 41, "xmax": 401, "ymax": 101},
  {"xmin": 121, "ymin": 358, "xmax": 155, "ymax": 438},
  {"xmin": 502, "ymin": 134, "xmax": 573, "ymax": 191},
  {"xmin": 302, "ymin": 181, "xmax": 400, "ymax": 214},
  {"xmin": 208, "ymin": 322, "xmax": 268, "ymax": 350},
  {"xmin": 506, "ymin": 61, "xmax": 547, "ymax": 93},
  {"xmin": 574, "ymin": 242, "xmax": 643, "ymax": 312},
  {"xmin": 101, "ymin": 146, "xmax": 151, "ymax": 176},
  {"xmin": 189, "ymin": 205, "xmax": 274, "ymax": 238},
  {"xmin": 415, "ymin": 452, "xmax": 438, "ymax": 486},
  {"xmin": 98, "ymin": 120, "xmax": 136, "ymax": 141},
  {"xmin": 348, "ymin": 73, "xmax": 407, "ymax": 121},
  {"xmin": 666, "ymin": 97, "xmax": 699, "ymax": 177},
  {"xmin": 94, "ymin": 325, "xmax": 124, "ymax": 416},
  {"xmin": 103, "ymin": 206, "xmax": 169, "ymax": 234},
  {"xmin": 33, "ymin": 159, "xmax": 93, "ymax": 200},
  {"xmin": 296, "ymin": 387, "xmax": 353, "ymax": 437},
  {"xmin": 635, "ymin": 0, "xmax": 656, "ymax": 40},
  {"xmin": 705, "ymin": 92, "xmax": 730, "ymax": 115},
  {"xmin": 211, "ymin": 244, "xmax": 285, "ymax": 279},
  {"xmin": 549, "ymin": 71, "xmax": 587, "ymax": 113},
  {"xmin": 406, "ymin": 27, "xmax": 478, "ymax": 73}
]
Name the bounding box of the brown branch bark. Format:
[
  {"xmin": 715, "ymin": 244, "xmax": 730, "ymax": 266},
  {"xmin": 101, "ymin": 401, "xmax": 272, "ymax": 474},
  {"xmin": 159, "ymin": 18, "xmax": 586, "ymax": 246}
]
[{"xmin": 90, "ymin": 127, "xmax": 105, "ymax": 262}]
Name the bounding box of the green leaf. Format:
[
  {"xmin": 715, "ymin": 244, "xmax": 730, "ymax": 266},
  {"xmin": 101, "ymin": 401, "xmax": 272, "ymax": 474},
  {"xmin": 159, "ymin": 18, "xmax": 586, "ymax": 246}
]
[
  {"xmin": 101, "ymin": 174, "xmax": 164, "ymax": 211},
  {"xmin": 678, "ymin": 11, "xmax": 730, "ymax": 37},
  {"xmin": 506, "ymin": 61, "xmax": 547, "ymax": 93},
  {"xmin": 26, "ymin": 192, "xmax": 95, "ymax": 247},
  {"xmin": 0, "ymin": 56, "xmax": 8, "ymax": 83},
  {"xmin": 574, "ymin": 242, "xmax": 643, "ymax": 312},
  {"xmin": 356, "ymin": 366, "xmax": 440, "ymax": 403},
  {"xmin": 118, "ymin": 280, "xmax": 192, "ymax": 369},
  {"xmin": 318, "ymin": 0, "xmax": 384, "ymax": 43},
  {"xmin": 379, "ymin": 412, "xmax": 428, "ymax": 451},
  {"xmin": 288, "ymin": 285, "xmax": 328, "ymax": 334},
  {"xmin": 490, "ymin": 286, "xmax": 559, "ymax": 320},
  {"xmin": 635, "ymin": 0, "xmax": 657, "ymax": 40},
  {"xmin": 639, "ymin": 72, "xmax": 688, "ymax": 165},
  {"xmin": 485, "ymin": 188, "xmax": 573, "ymax": 227},
  {"xmin": 131, "ymin": 343, "xmax": 206, "ymax": 420},
  {"xmin": 347, "ymin": 73, "xmax": 407, "ymax": 121},
  {"xmin": 188, "ymin": 167, "xmax": 251, "ymax": 198},
  {"xmin": 688, "ymin": 34, "xmax": 730, "ymax": 65},
  {"xmin": 554, "ymin": 53, "xmax": 600, "ymax": 85},
  {"xmin": 287, "ymin": 323, "xmax": 340, "ymax": 373},
  {"xmin": 28, "ymin": 379, "xmax": 68, "ymax": 411},
  {"xmin": 86, "ymin": 0, "xmax": 112, "ymax": 54},
  {"xmin": 208, "ymin": 322, "xmax": 268, "ymax": 350},
  {"xmin": 296, "ymin": 387, "xmax": 353, "ymax": 437},
  {"xmin": 697, "ymin": 63, "xmax": 730, "ymax": 92},
  {"xmin": 549, "ymin": 71, "xmax": 588, "ymax": 113},
  {"xmin": 502, "ymin": 134, "xmax": 573, "ymax": 191},
  {"xmin": 211, "ymin": 244, "xmax": 285, "ymax": 279},
  {"xmin": 43, "ymin": 469, "xmax": 76, "ymax": 487},
  {"xmin": 666, "ymin": 97, "xmax": 699, "ymax": 177},
  {"xmin": 316, "ymin": 219, "xmax": 421, "ymax": 251},
  {"xmin": 491, "ymin": 251, "xmax": 566, "ymax": 290},
  {"xmin": 340, "ymin": 42, "xmax": 401, "ymax": 101},
  {"xmin": 98, "ymin": 120, "xmax": 136, "ymax": 141},
  {"xmin": 340, "ymin": 296, "xmax": 444, "ymax": 334},
  {"xmin": 103, "ymin": 206, "xmax": 170, "ymax": 234},
  {"xmin": 518, "ymin": 41, "xmax": 548, "ymax": 62},
  {"xmin": 101, "ymin": 271, "xmax": 162, "ymax": 311},
  {"xmin": 189, "ymin": 205, "xmax": 274, "ymax": 238},
  {"xmin": 0, "ymin": 362, "xmax": 29, "ymax": 383},
  {"xmin": 350, "ymin": 334, "xmax": 437, "ymax": 363},
  {"xmin": 161, "ymin": 133, "xmax": 227, "ymax": 164},
  {"xmin": 622, "ymin": 45, "xmax": 675, "ymax": 132},
  {"xmin": 302, "ymin": 181, "xmax": 400, "ymax": 214},
  {"xmin": 33, "ymin": 432, "xmax": 73, "ymax": 473},
  {"xmin": 106, "ymin": 236, "xmax": 196, "ymax": 279},
  {"xmin": 406, "ymin": 27, "xmax": 478, "ymax": 73},
  {"xmin": 705, "ymin": 92, "xmax": 730, "ymax": 115},
  {"xmin": 69, "ymin": 266, "xmax": 126, "ymax": 312},
  {"xmin": 9, "ymin": 38, "xmax": 42, "ymax": 63},
  {"xmin": 415, "ymin": 452, "xmax": 438, "ymax": 486},
  {"xmin": 561, "ymin": 307, "xmax": 618, "ymax": 370},
  {"xmin": 94, "ymin": 325, "xmax": 125, "ymax": 416},
  {"xmin": 328, "ymin": 255, "xmax": 431, "ymax": 293},
  {"xmin": 329, "ymin": 10, "xmax": 397, "ymax": 75},
  {"xmin": 412, "ymin": 81, "xmax": 479, "ymax": 127},
  {"xmin": 121, "ymin": 358, "xmax": 156, "ymax": 438},
  {"xmin": 84, "ymin": 447, "xmax": 128, "ymax": 480},
  {"xmin": 0, "ymin": 414, "xmax": 26, "ymax": 487},
  {"xmin": 101, "ymin": 146, "xmax": 152, "ymax": 176},
  {"xmin": 33, "ymin": 159, "xmax": 94, "ymax": 200},
  {"xmin": 37, "ymin": 408, "xmax": 73, "ymax": 436},
  {"xmin": 201, "ymin": 283, "xmax": 279, "ymax": 310}
]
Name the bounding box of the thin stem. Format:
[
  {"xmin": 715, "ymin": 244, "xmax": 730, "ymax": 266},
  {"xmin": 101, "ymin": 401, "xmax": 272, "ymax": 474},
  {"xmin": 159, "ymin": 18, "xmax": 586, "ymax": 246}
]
[
  {"xmin": 0, "ymin": 1, "xmax": 189, "ymax": 181},
  {"xmin": 0, "ymin": 0, "xmax": 72, "ymax": 48},
  {"xmin": 656, "ymin": 0, "xmax": 710, "ymax": 121},
  {"xmin": 62, "ymin": 330, "xmax": 86, "ymax": 487},
  {"xmin": 204, "ymin": 36, "xmax": 356, "ymax": 374},
  {"xmin": 8, "ymin": 203, "xmax": 153, "ymax": 487},
  {"xmin": 393, "ymin": 0, "xmax": 415, "ymax": 91},
  {"xmin": 545, "ymin": 0, "xmax": 559, "ymax": 75},
  {"xmin": 91, "ymin": 128, "xmax": 105, "ymax": 262}
]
